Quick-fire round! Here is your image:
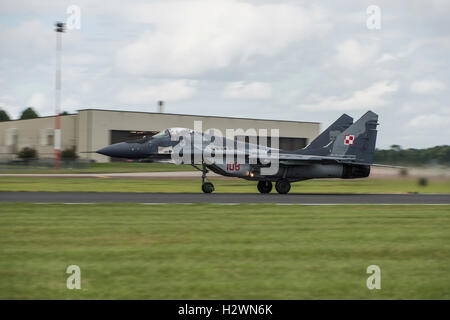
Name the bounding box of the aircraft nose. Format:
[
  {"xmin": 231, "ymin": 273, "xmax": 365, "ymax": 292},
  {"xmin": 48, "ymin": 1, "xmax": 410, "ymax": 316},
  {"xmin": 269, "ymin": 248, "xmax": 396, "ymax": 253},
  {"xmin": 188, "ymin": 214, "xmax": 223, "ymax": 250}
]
[{"xmin": 96, "ymin": 142, "xmax": 129, "ymax": 158}]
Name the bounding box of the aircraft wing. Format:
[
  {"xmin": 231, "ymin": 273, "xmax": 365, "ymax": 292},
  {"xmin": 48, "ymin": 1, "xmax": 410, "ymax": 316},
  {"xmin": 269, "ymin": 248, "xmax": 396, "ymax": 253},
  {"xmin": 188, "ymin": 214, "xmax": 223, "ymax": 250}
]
[
  {"xmin": 249, "ymin": 151, "xmax": 357, "ymax": 164},
  {"xmin": 250, "ymin": 152, "xmax": 404, "ymax": 168},
  {"xmin": 175, "ymin": 147, "xmax": 360, "ymax": 164}
]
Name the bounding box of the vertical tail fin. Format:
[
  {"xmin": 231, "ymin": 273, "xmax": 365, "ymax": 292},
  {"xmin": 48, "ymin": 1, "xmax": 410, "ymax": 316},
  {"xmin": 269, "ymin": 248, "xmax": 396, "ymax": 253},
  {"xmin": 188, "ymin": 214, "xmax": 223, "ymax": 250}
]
[
  {"xmin": 330, "ymin": 111, "xmax": 378, "ymax": 164},
  {"xmin": 304, "ymin": 113, "xmax": 354, "ymax": 150}
]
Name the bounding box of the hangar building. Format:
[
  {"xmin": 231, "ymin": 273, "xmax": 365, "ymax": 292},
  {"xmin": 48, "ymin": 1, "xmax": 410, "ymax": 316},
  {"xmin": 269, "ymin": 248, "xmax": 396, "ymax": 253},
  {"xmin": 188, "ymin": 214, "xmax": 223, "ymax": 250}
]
[{"xmin": 0, "ymin": 109, "xmax": 320, "ymax": 163}]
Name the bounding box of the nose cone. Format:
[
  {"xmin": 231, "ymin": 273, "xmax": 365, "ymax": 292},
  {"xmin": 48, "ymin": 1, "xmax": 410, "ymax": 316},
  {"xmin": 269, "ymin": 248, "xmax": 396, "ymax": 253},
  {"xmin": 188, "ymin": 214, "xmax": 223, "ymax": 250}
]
[{"xmin": 96, "ymin": 142, "xmax": 130, "ymax": 158}]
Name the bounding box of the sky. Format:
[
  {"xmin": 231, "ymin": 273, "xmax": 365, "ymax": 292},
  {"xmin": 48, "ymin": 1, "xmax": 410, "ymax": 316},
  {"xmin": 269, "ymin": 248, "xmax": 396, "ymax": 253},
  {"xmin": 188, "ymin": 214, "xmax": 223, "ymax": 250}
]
[{"xmin": 0, "ymin": 0, "xmax": 449, "ymax": 149}]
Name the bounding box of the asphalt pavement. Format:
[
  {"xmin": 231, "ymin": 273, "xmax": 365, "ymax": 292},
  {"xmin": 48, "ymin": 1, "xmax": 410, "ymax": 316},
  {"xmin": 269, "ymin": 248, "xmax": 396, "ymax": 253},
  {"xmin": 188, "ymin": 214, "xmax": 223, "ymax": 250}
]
[{"xmin": 0, "ymin": 192, "xmax": 449, "ymax": 204}]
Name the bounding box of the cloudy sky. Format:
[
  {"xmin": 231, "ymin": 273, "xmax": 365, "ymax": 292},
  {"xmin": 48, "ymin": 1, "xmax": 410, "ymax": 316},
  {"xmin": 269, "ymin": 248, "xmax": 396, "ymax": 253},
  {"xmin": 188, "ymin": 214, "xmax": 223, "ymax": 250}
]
[{"xmin": 0, "ymin": 0, "xmax": 449, "ymax": 148}]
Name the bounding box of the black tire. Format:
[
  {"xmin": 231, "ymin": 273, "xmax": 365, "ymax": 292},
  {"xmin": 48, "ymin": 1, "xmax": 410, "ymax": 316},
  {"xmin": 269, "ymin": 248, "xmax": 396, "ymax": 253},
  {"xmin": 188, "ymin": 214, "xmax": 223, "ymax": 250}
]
[
  {"xmin": 275, "ymin": 180, "xmax": 291, "ymax": 194},
  {"xmin": 257, "ymin": 181, "xmax": 272, "ymax": 193},
  {"xmin": 202, "ymin": 182, "xmax": 214, "ymax": 193}
]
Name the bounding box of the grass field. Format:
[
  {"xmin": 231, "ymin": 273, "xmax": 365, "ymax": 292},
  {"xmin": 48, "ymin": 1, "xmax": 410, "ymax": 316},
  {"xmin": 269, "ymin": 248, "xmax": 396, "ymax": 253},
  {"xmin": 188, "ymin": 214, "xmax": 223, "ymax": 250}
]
[
  {"xmin": 0, "ymin": 203, "xmax": 449, "ymax": 299},
  {"xmin": 0, "ymin": 162, "xmax": 195, "ymax": 174},
  {"xmin": 0, "ymin": 176, "xmax": 449, "ymax": 193}
]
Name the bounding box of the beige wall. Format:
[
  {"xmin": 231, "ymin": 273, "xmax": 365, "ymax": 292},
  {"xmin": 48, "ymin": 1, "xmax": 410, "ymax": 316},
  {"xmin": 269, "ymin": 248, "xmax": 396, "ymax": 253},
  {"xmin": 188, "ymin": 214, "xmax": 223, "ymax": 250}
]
[
  {"xmin": 0, "ymin": 109, "xmax": 320, "ymax": 162},
  {"xmin": 0, "ymin": 115, "xmax": 76, "ymax": 160},
  {"xmin": 79, "ymin": 109, "xmax": 320, "ymax": 162}
]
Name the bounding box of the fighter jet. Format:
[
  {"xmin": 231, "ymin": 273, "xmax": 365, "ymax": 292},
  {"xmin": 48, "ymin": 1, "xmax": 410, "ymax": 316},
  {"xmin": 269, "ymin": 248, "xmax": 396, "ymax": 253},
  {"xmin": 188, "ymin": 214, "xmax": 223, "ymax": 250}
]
[{"xmin": 97, "ymin": 111, "xmax": 379, "ymax": 194}]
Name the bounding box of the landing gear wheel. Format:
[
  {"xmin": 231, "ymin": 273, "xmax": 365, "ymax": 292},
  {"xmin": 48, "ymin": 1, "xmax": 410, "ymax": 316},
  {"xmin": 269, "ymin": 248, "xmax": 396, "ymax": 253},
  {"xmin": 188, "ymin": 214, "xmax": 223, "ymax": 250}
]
[
  {"xmin": 202, "ymin": 182, "xmax": 215, "ymax": 193},
  {"xmin": 257, "ymin": 181, "xmax": 273, "ymax": 193},
  {"xmin": 197, "ymin": 162, "xmax": 214, "ymax": 193},
  {"xmin": 275, "ymin": 180, "xmax": 291, "ymax": 194}
]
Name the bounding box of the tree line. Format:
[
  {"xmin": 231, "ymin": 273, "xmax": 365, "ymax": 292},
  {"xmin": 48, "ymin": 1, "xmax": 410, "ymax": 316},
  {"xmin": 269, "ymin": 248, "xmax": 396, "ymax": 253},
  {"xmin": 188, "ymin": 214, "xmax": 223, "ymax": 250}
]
[
  {"xmin": 0, "ymin": 108, "xmax": 70, "ymax": 121},
  {"xmin": 374, "ymin": 145, "xmax": 450, "ymax": 166}
]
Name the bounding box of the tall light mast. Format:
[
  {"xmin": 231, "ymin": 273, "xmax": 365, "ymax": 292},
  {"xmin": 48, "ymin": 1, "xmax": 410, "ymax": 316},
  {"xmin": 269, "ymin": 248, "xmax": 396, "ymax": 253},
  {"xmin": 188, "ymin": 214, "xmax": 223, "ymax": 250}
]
[{"xmin": 54, "ymin": 22, "xmax": 65, "ymax": 169}]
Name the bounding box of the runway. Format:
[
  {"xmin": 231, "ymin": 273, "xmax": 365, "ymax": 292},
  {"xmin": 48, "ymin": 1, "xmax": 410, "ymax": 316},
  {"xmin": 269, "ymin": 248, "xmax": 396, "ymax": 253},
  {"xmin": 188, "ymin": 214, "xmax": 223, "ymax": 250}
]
[{"xmin": 0, "ymin": 192, "xmax": 449, "ymax": 204}]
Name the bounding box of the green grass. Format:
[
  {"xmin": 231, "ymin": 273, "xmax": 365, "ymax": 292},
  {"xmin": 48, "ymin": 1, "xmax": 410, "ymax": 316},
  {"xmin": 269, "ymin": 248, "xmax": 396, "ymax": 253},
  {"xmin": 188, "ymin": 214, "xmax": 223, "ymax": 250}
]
[
  {"xmin": 0, "ymin": 162, "xmax": 195, "ymax": 174},
  {"xmin": 0, "ymin": 203, "xmax": 449, "ymax": 299},
  {"xmin": 0, "ymin": 177, "xmax": 449, "ymax": 193}
]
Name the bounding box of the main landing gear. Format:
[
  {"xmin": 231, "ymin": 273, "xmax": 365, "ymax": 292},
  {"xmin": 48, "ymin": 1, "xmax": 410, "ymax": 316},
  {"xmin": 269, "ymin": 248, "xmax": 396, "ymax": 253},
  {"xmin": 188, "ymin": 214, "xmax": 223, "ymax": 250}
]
[
  {"xmin": 257, "ymin": 180, "xmax": 291, "ymax": 194},
  {"xmin": 257, "ymin": 181, "xmax": 272, "ymax": 193},
  {"xmin": 275, "ymin": 180, "xmax": 291, "ymax": 194}
]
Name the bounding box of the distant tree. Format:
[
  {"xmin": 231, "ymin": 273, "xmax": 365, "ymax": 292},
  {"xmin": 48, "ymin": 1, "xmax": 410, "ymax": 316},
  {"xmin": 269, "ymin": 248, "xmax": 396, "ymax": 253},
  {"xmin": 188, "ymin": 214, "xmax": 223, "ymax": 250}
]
[
  {"xmin": 390, "ymin": 144, "xmax": 402, "ymax": 152},
  {"xmin": 61, "ymin": 147, "xmax": 78, "ymax": 160},
  {"xmin": 61, "ymin": 111, "xmax": 70, "ymax": 115},
  {"xmin": 374, "ymin": 145, "xmax": 450, "ymax": 166},
  {"xmin": 0, "ymin": 109, "xmax": 10, "ymax": 121},
  {"xmin": 18, "ymin": 147, "xmax": 38, "ymax": 161},
  {"xmin": 20, "ymin": 107, "xmax": 39, "ymax": 120}
]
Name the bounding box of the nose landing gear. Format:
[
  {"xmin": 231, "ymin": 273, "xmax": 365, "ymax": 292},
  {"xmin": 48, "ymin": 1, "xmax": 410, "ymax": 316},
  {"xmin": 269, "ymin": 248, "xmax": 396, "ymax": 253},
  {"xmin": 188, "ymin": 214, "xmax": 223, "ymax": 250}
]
[
  {"xmin": 193, "ymin": 163, "xmax": 215, "ymax": 193},
  {"xmin": 202, "ymin": 182, "xmax": 214, "ymax": 193}
]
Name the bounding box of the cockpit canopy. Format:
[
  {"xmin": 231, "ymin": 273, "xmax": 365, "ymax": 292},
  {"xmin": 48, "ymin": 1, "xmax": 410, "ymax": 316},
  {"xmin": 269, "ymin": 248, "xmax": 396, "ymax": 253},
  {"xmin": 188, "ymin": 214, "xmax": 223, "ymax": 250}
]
[
  {"xmin": 152, "ymin": 128, "xmax": 194, "ymax": 139},
  {"xmin": 126, "ymin": 128, "xmax": 195, "ymax": 144},
  {"xmin": 152, "ymin": 129, "xmax": 170, "ymax": 139}
]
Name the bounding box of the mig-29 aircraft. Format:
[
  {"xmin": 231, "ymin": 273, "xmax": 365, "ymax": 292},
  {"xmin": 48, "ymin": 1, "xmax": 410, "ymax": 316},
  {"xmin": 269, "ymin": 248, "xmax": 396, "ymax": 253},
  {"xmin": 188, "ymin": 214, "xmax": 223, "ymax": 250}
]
[{"xmin": 97, "ymin": 111, "xmax": 379, "ymax": 194}]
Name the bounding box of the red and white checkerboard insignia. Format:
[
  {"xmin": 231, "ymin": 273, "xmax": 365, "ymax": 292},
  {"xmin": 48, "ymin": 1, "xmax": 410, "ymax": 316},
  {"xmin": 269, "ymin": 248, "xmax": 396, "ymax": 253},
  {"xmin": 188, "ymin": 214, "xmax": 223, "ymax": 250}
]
[{"xmin": 344, "ymin": 134, "xmax": 355, "ymax": 145}]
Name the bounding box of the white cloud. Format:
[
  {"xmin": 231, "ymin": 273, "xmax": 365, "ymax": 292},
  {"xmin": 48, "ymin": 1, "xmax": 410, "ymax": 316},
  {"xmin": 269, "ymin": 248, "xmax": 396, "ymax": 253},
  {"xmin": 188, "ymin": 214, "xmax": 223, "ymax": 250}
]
[
  {"xmin": 408, "ymin": 113, "xmax": 450, "ymax": 130},
  {"xmin": 117, "ymin": 80, "xmax": 198, "ymax": 105},
  {"xmin": 0, "ymin": 94, "xmax": 50, "ymax": 119},
  {"xmin": 299, "ymin": 81, "xmax": 399, "ymax": 111},
  {"xmin": 65, "ymin": 53, "xmax": 102, "ymax": 66},
  {"xmin": 26, "ymin": 93, "xmax": 47, "ymax": 114},
  {"xmin": 430, "ymin": 0, "xmax": 450, "ymax": 12},
  {"xmin": 116, "ymin": 0, "xmax": 330, "ymax": 76},
  {"xmin": 61, "ymin": 97, "xmax": 80, "ymax": 111},
  {"xmin": 410, "ymin": 79, "xmax": 447, "ymax": 94},
  {"xmin": 0, "ymin": 95, "xmax": 16, "ymax": 103},
  {"xmin": 0, "ymin": 20, "xmax": 53, "ymax": 60},
  {"xmin": 411, "ymin": 0, "xmax": 450, "ymax": 14},
  {"xmin": 0, "ymin": 96, "xmax": 23, "ymax": 119},
  {"xmin": 223, "ymin": 81, "xmax": 272, "ymax": 100},
  {"xmin": 336, "ymin": 39, "xmax": 379, "ymax": 69}
]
